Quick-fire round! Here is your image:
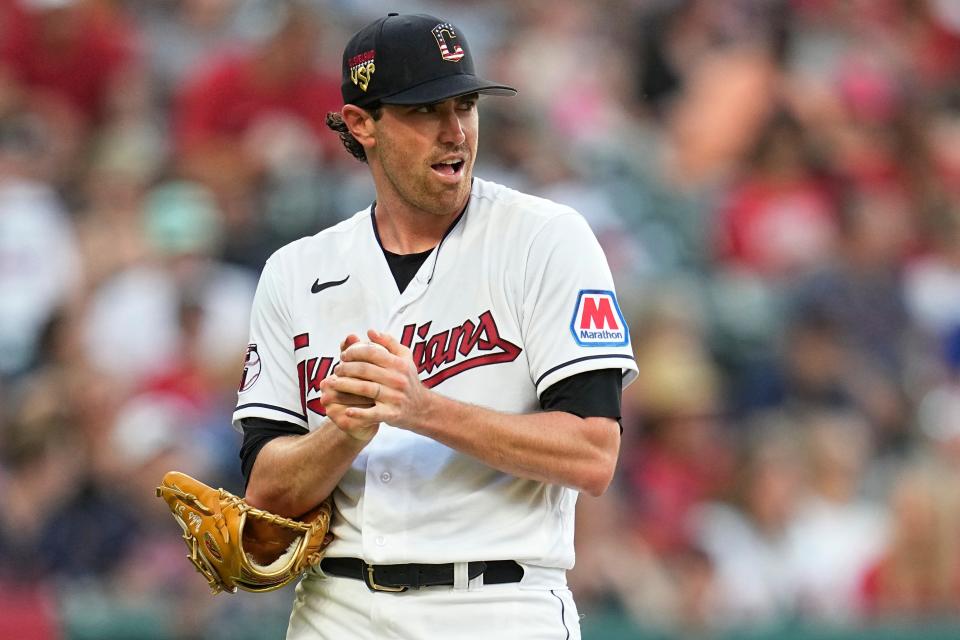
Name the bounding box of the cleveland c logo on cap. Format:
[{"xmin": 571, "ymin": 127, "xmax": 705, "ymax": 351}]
[{"xmin": 432, "ymin": 23, "xmax": 465, "ymax": 62}]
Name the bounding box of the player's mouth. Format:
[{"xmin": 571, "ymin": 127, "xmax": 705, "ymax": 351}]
[{"xmin": 430, "ymin": 158, "xmax": 466, "ymax": 181}]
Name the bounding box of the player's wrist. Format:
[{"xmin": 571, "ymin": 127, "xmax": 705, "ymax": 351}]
[
  {"xmin": 344, "ymin": 423, "xmax": 379, "ymax": 444},
  {"xmin": 404, "ymin": 387, "xmax": 441, "ymax": 436},
  {"xmin": 321, "ymin": 415, "xmax": 378, "ymax": 446}
]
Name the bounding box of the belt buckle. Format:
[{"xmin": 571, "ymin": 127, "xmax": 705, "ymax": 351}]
[{"xmin": 364, "ymin": 565, "xmax": 407, "ymax": 593}]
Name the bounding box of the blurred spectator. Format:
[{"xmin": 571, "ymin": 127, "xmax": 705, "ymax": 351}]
[
  {"xmin": 74, "ymin": 48, "xmax": 167, "ymax": 289},
  {"xmin": 54, "ymin": 390, "xmax": 222, "ymax": 639},
  {"xmin": 714, "ymin": 110, "xmax": 838, "ymax": 279},
  {"xmin": 502, "ymin": 1, "xmax": 629, "ymax": 144},
  {"xmin": 573, "ymin": 498, "xmax": 723, "ymax": 636},
  {"xmin": 568, "ymin": 491, "xmax": 644, "ymax": 617},
  {"xmin": 0, "ymin": 384, "xmax": 86, "ymax": 583},
  {"xmin": 0, "ymin": 315, "xmax": 148, "ymax": 584},
  {"xmin": 80, "ymin": 180, "xmax": 256, "ymax": 389},
  {"xmin": 777, "ymin": 310, "xmax": 861, "ymax": 411},
  {"xmin": 472, "ymin": 101, "xmax": 539, "ymax": 192},
  {"xmin": 622, "ymin": 307, "xmax": 732, "ymax": 556},
  {"xmin": 74, "ymin": 135, "xmax": 159, "ymax": 290},
  {"xmin": 534, "ymin": 153, "xmax": 653, "ymax": 287},
  {"xmin": 0, "ymin": 0, "xmax": 139, "ymax": 126},
  {"xmin": 173, "ymin": 1, "xmax": 342, "ymax": 267},
  {"xmin": 173, "ymin": 2, "xmax": 338, "ymax": 164},
  {"xmin": 0, "ymin": 405, "xmax": 65, "ymax": 640},
  {"xmin": 916, "ymin": 377, "xmax": 960, "ymax": 485},
  {"xmin": 858, "ymin": 460, "xmax": 960, "ymax": 620},
  {"xmin": 787, "ymin": 410, "xmax": 889, "ymax": 622},
  {"xmin": 905, "ymin": 203, "xmax": 960, "ymax": 349},
  {"xmin": 0, "ymin": 110, "xmax": 80, "ymax": 377},
  {"xmin": 929, "ymin": 104, "xmax": 960, "ymax": 197},
  {"xmin": 786, "ymin": 186, "xmax": 913, "ymax": 450},
  {"xmin": 632, "ymin": 0, "xmax": 791, "ymax": 115},
  {"xmin": 896, "ymin": 0, "xmax": 960, "ymax": 92},
  {"xmin": 664, "ymin": 43, "xmax": 778, "ymax": 187},
  {"xmin": 688, "ymin": 419, "xmax": 806, "ymax": 626},
  {"xmin": 0, "ymin": 0, "xmax": 143, "ymax": 186},
  {"xmin": 135, "ymin": 0, "xmax": 272, "ymax": 108}
]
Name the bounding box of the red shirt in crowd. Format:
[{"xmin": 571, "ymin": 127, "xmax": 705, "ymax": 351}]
[
  {"xmin": 0, "ymin": 1, "xmax": 138, "ymax": 125},
  {"xmin": 715, "ymin": 177, "xmax": 837, "ymax": 278},
  {"xmin": 174, "ymin": 52, "xmax": 341, "ymax": 156}
]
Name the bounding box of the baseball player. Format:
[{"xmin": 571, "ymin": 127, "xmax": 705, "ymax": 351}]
[{"xmin": 235, "ymin": 13, "xmax": 638, "ymax": 640}]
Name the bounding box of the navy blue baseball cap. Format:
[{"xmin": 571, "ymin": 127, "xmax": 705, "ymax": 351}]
[{"xmin": 341, "ymin": 13, "xmax": 517, "ymax": 108}]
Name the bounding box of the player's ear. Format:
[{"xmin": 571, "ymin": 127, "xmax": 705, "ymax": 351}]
[{"xmin": 341, "ymin": 105, "xmax": 377, "ymax": 152}]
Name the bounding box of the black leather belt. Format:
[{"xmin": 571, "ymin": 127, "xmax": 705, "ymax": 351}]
[{"xmin": 320, "ymin": 557, "xmax": 524, "ymax": 592}]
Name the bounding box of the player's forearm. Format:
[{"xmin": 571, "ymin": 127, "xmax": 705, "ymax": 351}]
[
  {"xmin": 244, "ymin": 420, "xmax": 369, "ymax": 516},
  {"xmin": 325, "ymin": 332, "xmax": 622, "ymax": 495},
  {"xmin": 414, "ymin": 392, "xmax": 620, "ymax": 497}
]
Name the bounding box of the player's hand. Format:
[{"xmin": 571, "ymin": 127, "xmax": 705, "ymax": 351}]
[
  {"xmin": 324, "ymin": 329, "xmax": 430, "ymax": 432},
  {"xmin": 319, "ymin": 334, "xmax": 380, "ymax": 442},
  {"xmin": 327, "ymin": 334, "xmax": 374, "ymax": 408},
  {"xmin": 323, "ymin": 402, "xmax": 380, "ymax": 442}
]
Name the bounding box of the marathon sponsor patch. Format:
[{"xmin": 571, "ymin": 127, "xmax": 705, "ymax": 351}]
[{"xmin": 570, "ymin": 290, "xmax": 629, "ymax": 347}]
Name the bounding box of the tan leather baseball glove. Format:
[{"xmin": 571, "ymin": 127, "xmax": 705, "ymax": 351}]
[{"xmin": 156, "ymin": 471, "xmax": 333, "ymax": 594}]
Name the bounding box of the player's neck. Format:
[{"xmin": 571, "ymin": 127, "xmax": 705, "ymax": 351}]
[{"xmin": 373, "ymin": 193, "xmax": 466, "ymax": 255}]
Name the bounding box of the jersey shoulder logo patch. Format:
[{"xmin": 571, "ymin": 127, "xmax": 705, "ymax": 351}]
[
  {"xmin": 238, "ymin": 343, "xmax": 261, "ymax": 393},
  {"xmin": 570, "ymin": 290, "xmax": 629, "ymax": 347}
]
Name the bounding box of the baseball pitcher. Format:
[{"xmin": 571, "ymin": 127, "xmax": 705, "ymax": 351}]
[{"xmin": 235, "ymin": 13, "xmax": 638, "ymax": 639}]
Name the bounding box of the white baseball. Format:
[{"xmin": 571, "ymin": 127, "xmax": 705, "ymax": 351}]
[{"xmin": 344, "ymin": 341, "xmax": 388, "ymax": 357}]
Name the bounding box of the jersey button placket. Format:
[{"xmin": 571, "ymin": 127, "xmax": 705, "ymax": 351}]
[{"xmin": 380, "ymin": 471, "xmax": 391, "ymax": 483}]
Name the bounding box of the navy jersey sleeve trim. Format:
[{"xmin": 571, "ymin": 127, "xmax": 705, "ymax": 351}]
[
  {"xmin": 239, "ymin": 417, "xmax": 310, "ymax": 487},
  {"xmin": 540, "ymin": 369, "xmax": 622, "ymax": 419},
  {"xmin": 535, "ymin": 354, "xmax": 636, "ymax": 387},
  {"xmin": 236, "ymin": 402, "xmax": 307, "ymax": 422}
]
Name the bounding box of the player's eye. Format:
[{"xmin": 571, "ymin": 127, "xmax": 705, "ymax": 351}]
[{"xmin": 457, "ymin": 94, "xmax": 479, "ymax": 111}]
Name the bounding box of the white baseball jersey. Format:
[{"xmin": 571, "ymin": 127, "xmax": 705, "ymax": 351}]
[{"xmin": 234, "ymin": 177, "xmax": 638, "ymax": 572}]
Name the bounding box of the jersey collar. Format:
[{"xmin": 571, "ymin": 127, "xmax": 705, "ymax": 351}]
[{"xmin": 369, "ymin": 194, "xmax": 471, "ymax": 258}]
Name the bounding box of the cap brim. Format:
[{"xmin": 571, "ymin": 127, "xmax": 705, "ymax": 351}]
[{"xmin": 379, "ymin": 74, "xmax": 517, "ymax": 105}]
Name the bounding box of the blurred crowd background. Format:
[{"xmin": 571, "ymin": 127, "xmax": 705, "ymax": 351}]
[{"xmin": 2, "ymin": 0, "xmax": 960, "ymax": 638}]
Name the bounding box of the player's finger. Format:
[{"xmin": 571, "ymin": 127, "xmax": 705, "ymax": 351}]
[
  {"xmin": 367, "ymin": 329, "xmax": 411, "ymax": 359},
  {"xmin": 340, "ymin": 341, "xmax": 394, "ymax": 368},
  {"xmin": 320, "ymin": 386, "xmax": 374, "ymax": 407},
  {"xmin": 334, "ymin": 361, "xmax": 404, "ymax": 386},
  {"xmin": 319, "ymin": 376, "xmax": 375, "ymax": 403},
  {"xmin": 326, "ymin": 375, "xmax": 383, "ymax": 402},
  {"xmin": 344, "ymin": 405, "xmax": 383, "ymax": 423},
  {"xmin": 324, "ymin": 405, "xmax": 379, "ymax": 441},
  {"xmin": 339, "ymin": 334, "xmax": 362, "ymax": 352}
]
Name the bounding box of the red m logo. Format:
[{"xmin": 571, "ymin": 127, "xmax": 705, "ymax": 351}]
[{"xmin": 580, "ymin": 296, "xmax": 618, "ymax": 330}]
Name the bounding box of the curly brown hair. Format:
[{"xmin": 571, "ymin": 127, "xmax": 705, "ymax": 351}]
[{"xmin": 325, "ymin": 108, "xmax": 382, "ymax": 163}]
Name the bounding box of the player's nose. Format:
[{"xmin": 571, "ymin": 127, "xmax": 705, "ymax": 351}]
[{"xmin": 436, "ymin": 107, "xmax": 466, "ymax": 146}]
